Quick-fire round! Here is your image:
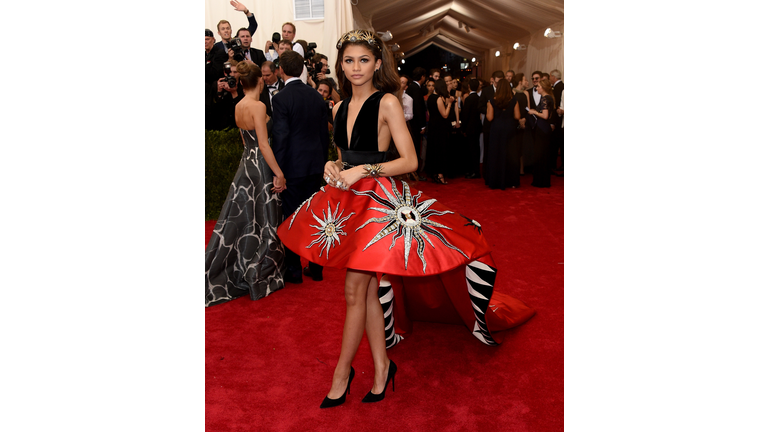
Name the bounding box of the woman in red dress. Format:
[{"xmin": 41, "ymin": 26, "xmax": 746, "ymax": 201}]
[{"xmin": 276, "ymin": 30, "xmax": 534, "ymax": 409}]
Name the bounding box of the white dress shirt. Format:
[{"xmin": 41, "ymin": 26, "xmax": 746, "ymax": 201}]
[{"xmin": 401, "ymin": 92, "xmax": 413, "ymax": 121}]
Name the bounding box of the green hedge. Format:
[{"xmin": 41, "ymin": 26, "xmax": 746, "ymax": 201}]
[
  {"xmin": 206, "ymin": 128, "xmax": 243, "ymax": 220},
  {"xmin": 205, "ymin": 128, "xmax": 338, "ymax": 221}
]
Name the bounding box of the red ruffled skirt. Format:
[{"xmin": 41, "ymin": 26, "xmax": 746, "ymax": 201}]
[{"xmin": 277, "ymin": 177, "xmax": 534, "ymax": 345}]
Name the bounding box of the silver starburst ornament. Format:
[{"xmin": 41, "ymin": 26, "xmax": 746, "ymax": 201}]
[
  {"xmin": 307, "ymin": 201, "xmax": 355, "ymax": 258},
  {"xmin": 353, "ymin": 178, "xmax": 468, "ymax": 273}
]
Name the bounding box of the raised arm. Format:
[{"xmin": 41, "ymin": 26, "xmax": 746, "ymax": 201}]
[{"xmin": 230, "ymin": 1, "xmax": 258, "ymax": 35}]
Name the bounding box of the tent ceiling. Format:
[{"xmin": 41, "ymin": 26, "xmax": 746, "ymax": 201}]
[{"xmin": 354, "ymin": 0, "xmax": 564, "ymax": 59}]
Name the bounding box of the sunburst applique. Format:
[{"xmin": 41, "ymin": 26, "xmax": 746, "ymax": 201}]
[
  {"xmin": 352, "ymin": 177, "xmax": 468, "ymax": 273},
  {"xmin": 306, "ymin": 201, "xmax": 354, "ymax": 258}
]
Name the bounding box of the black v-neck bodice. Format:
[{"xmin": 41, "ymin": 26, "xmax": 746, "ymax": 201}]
[{"xmin": 333, "ymin": 91, "xmax": 388, "ymax": 167}]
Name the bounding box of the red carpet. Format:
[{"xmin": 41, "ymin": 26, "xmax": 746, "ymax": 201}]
[{"xmin": 205, "ymin": 174, "xmax": 563, "ymax": 431}]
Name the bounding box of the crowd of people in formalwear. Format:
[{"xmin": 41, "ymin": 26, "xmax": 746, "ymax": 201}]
[
  {"xmin": 205, "ymin": 2, "xmax": 340, "ymax": 133},
  {"xmin": 205, "ymin": 3, "xmax": 564, "ymax": 214},
  {"xmin": 401, "ymin": 68, "xmax": 564, "ymax": 190}
]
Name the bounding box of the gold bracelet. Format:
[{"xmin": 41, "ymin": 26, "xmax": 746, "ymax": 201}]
[{"xmin": 362, "ymin": 163, "xmax": 384, "ymax": 178}]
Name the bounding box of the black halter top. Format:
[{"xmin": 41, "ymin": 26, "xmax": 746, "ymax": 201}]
[{"xmin": 332, "ymin": 91, "xmax": 388, "ymax": 167}]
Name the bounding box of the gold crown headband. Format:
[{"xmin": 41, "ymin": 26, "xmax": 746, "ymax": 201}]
[{"xmin": 336, "ymin": 30, "xmax": 381, "ymax": 51}]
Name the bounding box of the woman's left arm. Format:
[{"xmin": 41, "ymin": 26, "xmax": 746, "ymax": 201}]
[{"xmin": 253, "ymin": 102, "xmax": 286, "ymax": 192}]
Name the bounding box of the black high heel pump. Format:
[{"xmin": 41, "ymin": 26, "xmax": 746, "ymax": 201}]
[
  {"xmin": 361, "ymin": 360, "xmax": 397, "ymax": 403},
  {"xmin": 320, "ymin": 367, "xmax": 355, "ymax": 409}
]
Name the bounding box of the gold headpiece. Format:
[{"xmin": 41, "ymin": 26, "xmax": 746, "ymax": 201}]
[{"xmin": 336, "ymin": 30, "xmax": 380, "ymax": 50}]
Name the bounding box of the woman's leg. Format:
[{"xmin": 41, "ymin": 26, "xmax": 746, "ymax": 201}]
[
  {"xmin": 326, "ymin": 269, "xmax": 374, "ymax": 399},
  {"xmin": 365, "ymin": 274, "xmax": 390, "ymax": 394}
]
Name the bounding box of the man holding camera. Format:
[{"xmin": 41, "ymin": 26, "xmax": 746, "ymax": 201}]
[
  {"xmin": 271, "ymin": 51, "xmax": 328, "ymax": 283},
  {"xmin": 213, "ymin": 1, "xmax": 258, "ymax": 54},
  {"xmin": 264, "ymin": 22, "xmax": 305, "ymax": 61},
  {"xmin": 229, "ymin": 28, "xmax": 267, "ymax": 66},
  {"xmin": 211, "ymin": 62, "xmax": 243, "ymax": 130},
  {"xmin": 306, "ymin": 53, "xmax": 330, "ymax": 89}
]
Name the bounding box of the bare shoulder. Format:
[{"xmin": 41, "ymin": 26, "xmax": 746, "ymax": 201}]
[
  {"xmin": 380, "ymin": 93, "xmax": 403, "ymax": 115},
  {"xmin": 252, "ymin": 99, "xmax": 266, "ymax": 113}
]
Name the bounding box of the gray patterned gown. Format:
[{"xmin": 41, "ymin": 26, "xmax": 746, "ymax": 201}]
[{"xmin": 205, "ymin": 129, "xmax": 287, "ymax": 307}]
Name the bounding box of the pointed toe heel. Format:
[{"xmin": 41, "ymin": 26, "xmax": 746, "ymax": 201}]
[
  {"xmin": 320, "ymin": 367, "xmax": 355, "ymax": 409},
  {"xmin": 361, "ymin": 360, "xmax": 397, "ymax": 403}
]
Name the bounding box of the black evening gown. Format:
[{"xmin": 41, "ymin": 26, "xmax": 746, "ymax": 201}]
[
  {"xmin": 425, "ymin": 94, "xmax": 450, "ymax": 176},
  {"xmin": 514, "ymin": 91, "xmax": 534, "ymax": 173},
  {"xmin": 445, "ymin": 98, "xmax": 465, "ymax": 178},
  {"xmin": 485, "ymin": 98, "xmax": 520, "ymax": 189},
  {"xmin": 531, "ymin": 95, "xmax": 554, "ymax": 188},
  {"xmin": 205, "ymin": 129, "xmax": 287, "ymax": 307}
]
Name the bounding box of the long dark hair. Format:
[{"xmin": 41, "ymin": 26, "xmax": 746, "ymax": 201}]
[
  {"xmin": 335, "ymin": 30, "xmax": 400, "ymax": 99},
  {"xmin": 433, "ymin": 79, "xmax": 449, "ymax": 98},
  {"xmin": 494, "ymin": 78, "xmax": 513, "ymax": 110}
]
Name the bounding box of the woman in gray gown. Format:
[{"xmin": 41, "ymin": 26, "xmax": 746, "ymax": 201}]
[{"xmin": 205, "ymin": 61, "xmax": 288, "ymax": 307}]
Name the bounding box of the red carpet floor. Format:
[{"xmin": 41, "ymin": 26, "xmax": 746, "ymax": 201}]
[{"xmin": 205, "ymin": 174, "xmax": 564, "ymax": 432}]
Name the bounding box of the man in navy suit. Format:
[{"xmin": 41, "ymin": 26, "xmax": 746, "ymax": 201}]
[{"xmin": 271, "ymin": 50, "xmax": 329, "ymax": 283}]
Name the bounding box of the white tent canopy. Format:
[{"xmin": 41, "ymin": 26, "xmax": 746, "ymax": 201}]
[{"xmin": 204, "ymin": 0, "xmax": 563, "ymax": 79}]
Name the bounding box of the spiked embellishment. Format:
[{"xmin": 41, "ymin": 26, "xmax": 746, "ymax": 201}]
[{"xmin": 353, "ymin": 178, "xmax": 468, "ymax": 273}]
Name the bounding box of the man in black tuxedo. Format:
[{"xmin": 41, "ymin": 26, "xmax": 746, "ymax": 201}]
[
  {"xmin": 406, "ymin": 67, "xmax": 427, "ymax": 174},
  {"xmin": 549, "ymin": 69, "xmax": 564, "ymax": 172},
  {"xmin": 271, "ymin": 51, "xmax": 329, "ymax": 283},
  {"xmin": 525, "ymin": 71, "xmax": 543, "ymax": 137},
  {"xmin": 259, "ymin": 61, "xmax": 283, "ymax": 118},
  {"xmin": 232, "ymin": 28, "xmax": 267, "ymax": 66},
  {"xmin": 461, "ymin": 79, "xmax": 482, "ymax": 178},
  {"xmin": 478, "ymin": 70, "xmax": 504, "ymax": 181}
]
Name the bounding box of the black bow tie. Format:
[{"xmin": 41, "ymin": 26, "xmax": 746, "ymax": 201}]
[{"xmin": 268, "ymin": 84, "xmax": 277, "ymax": 89}]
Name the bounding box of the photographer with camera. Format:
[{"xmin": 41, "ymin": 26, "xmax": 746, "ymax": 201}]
[
  {"xmin": 227, "ymin": 28, "xmax": 267, "ymax": 66},
  {"xmin": 214, "ymin": 1, "xmax": 258, "ymax": 54},
  {"xmin": 212, "ymin": 62, "xmax": 245, "ymax": 130},
  {"xmin": 306, "ymin": 53, "xmax": 329, "ymax": 89},
  {"xmin": 264, "ymin": 22, "xmax": 304, "ymax": 61}
]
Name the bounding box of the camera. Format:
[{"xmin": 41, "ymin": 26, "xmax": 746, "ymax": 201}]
[
  {"xmin": 305, "ymin": 42, "xmax": 317, "ymax": 60},
  {"xmin": 272, "ymin": 32, "xmax": 281, "ymax": 44},
  {"xmin": 225, "ymin": 37, "xmax": 245, "ymax": 62},
  {"xmin": 308, "ymin": 60, "xmax": 325, "ymax": 83},
  {"xmin": 223, "ymin": 62, "xmax": 237, "ymax": 89}
]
